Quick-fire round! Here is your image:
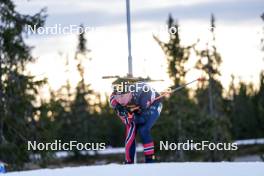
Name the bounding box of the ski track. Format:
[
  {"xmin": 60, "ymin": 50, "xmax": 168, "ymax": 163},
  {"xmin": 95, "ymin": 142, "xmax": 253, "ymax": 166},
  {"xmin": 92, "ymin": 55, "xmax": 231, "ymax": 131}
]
[{"xmin": 5, "ymin": 162, "xmax": 264, "ymax": 176}]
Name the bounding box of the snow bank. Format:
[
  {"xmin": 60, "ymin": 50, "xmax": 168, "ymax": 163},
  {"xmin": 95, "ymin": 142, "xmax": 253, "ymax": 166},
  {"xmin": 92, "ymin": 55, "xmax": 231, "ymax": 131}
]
[
  {"xmin": 50, "ymin": 138, "xmax": 264, "ymax": 159},
  {"xmin": 235, "ymin": 138, "xmax": 264, "ymax": 145},
  {"xmin": 5, "ymin": 162, "xmax": 264, "ymax": 176}
]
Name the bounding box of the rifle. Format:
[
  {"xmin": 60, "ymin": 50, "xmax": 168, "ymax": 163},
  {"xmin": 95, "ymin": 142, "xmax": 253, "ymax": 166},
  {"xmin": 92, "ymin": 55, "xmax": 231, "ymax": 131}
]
[{"xmin": 128, "ymin": 77, "xmax": 205, "ymax": 113}]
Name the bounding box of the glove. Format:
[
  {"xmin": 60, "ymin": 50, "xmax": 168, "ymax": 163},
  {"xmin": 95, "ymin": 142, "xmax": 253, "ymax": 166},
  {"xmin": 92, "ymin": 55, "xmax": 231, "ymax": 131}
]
[
  {"xmin": 115, "ymin": 104, "xmax": 134, "ymax": 125},
  {"xmin": 115, "ymin": 104, "xmax": 129, "ymax": 117}
]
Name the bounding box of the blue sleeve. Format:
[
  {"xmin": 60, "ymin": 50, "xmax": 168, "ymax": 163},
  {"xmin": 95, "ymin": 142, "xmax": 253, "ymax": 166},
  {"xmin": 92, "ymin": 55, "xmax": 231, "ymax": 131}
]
[{"xmin": 138, "ymin": 90, "xmax": 152, "ymax": 110}]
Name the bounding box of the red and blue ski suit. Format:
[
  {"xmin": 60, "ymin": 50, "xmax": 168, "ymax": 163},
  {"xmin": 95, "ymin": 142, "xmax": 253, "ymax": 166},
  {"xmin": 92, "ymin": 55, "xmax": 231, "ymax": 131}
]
[{"xmin": 110, "ymin": 83, "xmax": 162, "ymax": 163}]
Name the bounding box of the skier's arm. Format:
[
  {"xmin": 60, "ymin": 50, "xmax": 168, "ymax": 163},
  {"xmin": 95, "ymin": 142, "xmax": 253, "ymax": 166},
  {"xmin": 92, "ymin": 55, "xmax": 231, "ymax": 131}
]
[
  {"xmin": 133, "ymin": 89, "xmax": 158, "ymax": 124},
  {"xmin": 109, "ymin": 93, "xmax": 118, "ymax": 109},
  {"xmin": 138, "ymin": 90, "xmax": 152, "ymax": 111},
  {"xmin": 109, "ymin": 93, "xmax": 132, "ymax": 125}
]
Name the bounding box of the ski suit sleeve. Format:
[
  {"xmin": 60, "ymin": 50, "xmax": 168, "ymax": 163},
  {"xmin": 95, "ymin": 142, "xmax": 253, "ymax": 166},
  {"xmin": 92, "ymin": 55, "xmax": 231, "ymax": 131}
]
[
  {"xmin": 138, "ymin": 90, "xmax": 153, "ymax": 111},
  {"xmin": 109, "ymin": 93, "xmax": 133, "ymax": 125},
  {"xmin": 109, "ymin": 93, "xmax": 118, "ymax": 109},
  {"xmin": 133, "ymin": 88, "xmax": 157, "ymax": 124}
]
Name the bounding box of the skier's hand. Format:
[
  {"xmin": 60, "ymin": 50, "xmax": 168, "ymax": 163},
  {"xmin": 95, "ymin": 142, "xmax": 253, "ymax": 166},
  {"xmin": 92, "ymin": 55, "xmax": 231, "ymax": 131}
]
[{"xmin": 115, "ymin": 104, "xmax": 129, "ymax": 117}]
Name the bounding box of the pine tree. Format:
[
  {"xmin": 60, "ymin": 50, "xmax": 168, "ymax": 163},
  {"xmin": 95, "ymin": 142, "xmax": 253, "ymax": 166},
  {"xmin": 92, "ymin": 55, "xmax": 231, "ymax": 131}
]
[
  {"xmin": 153, "ymin": 15, "xmax": 206, "ymax": 161},
  {"xmin": 226, "ymin": 13, "xmax": 264, "ymax": 139},
  {"xmin": 256, "ymin": 71, "xmax": 264, "ymax": 135},
  {"xmin": 256, "ymin": 14, "xmax": 264, "ymax": 137},
  {"xmin": 54, "ymin": 25, "xmax": 96, "ymax": 159},
  {"xmin": 228, "ymin": 81, "xmax": 257, "ymax": 139},
  {"xmin": 195, "ymin": 14, "xmax": 231, "ymax": 161},
  {"xmin": 0, "ymin": 0, "xmax": 46, "ymax": 168},
  {"xmin": 154, "ymin": 15, "xmax": 190, "ymax": 87}
]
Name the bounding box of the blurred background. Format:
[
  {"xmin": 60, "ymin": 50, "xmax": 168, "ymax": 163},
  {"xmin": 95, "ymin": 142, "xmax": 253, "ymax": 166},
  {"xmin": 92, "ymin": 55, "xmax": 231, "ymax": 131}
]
[{"xmin": 0, "ymin": 0, "xmax": 264, "ymax": 171}]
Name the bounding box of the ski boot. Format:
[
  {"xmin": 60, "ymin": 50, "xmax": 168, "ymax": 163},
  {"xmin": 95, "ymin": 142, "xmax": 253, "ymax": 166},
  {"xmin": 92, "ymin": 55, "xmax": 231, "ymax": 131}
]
[{"xmin": 145, "ymin": 154, "xmax": 156, "ymax": 163}]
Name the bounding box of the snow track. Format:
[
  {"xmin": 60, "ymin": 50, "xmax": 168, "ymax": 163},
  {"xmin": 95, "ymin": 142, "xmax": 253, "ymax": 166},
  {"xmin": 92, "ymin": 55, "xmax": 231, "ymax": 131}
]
[{"xmin": 5, "ymin": 162, "xmax": 264, "ymax": 176}]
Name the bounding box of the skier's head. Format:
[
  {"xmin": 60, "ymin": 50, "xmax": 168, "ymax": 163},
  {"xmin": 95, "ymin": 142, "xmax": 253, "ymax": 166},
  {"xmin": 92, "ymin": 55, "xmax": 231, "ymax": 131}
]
[
  {"xmin": 111, "ymin": 79, "xmax": 135, "ymax": 106},
  {"xmin": 114, "ymin": 92, "xmax": 132, "ymax": 106}
]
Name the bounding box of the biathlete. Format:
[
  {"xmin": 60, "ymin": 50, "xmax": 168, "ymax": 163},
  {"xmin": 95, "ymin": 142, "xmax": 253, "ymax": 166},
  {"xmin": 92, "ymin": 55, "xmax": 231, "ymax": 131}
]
[{"xmin": 109, "ymin": 82, "xmax": 162, "ymax": 163}]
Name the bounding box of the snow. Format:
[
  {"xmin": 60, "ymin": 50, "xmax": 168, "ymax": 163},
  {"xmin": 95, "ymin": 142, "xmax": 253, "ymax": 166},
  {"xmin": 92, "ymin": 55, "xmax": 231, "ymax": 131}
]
[
  {"xmin": 50, "ymin": 144, "xmax": 144, "ymax": 159},
  {"xmin": 234, "ymin": 155, "xmax": 263, "ymax": 162},
  {"xmin": 52, "ymin": 139, "xmax": 264, "ymax": 159},
  {"xmin": 30, "ymin": 138, "xmax": 264, "ymax": 161},
  {"xmin": 92, "ymin": 144, "xmax": 144, "ymax": 155},
  {"xmin": 5, "ymin": 162, "xmax": 264, "ymax": 176},
  {"xmin": 234, "ymin": 138, "xmax": 264, "ymax": 146}
]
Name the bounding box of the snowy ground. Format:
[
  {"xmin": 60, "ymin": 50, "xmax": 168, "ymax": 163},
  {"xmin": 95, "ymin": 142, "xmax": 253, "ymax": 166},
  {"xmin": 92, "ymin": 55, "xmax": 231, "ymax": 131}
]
[
  {"xmin": 45, "ymin": 138, "xmax": 264, "ymax": 159},
  {"xmin": 5, "ymin": 162, "xmax": 264, "ymax": 176}
]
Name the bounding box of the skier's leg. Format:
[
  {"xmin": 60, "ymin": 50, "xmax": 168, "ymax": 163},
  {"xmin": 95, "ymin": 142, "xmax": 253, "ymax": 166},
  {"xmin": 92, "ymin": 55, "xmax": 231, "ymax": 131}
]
[
  {"xmin": 138, "ymin": 103, "xmax": 162, "ymax": 163},
  {"xmin": 138, "ymin": 125, "xmax": 155, "ymax": 163},
  {"xmin": 125, "ymin": 121, "xmax": 136, "ymax": 163}
]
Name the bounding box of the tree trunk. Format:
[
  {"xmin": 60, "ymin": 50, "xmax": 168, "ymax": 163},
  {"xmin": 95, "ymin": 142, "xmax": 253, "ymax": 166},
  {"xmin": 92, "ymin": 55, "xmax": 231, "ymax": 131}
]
[{"xmin": 0, "ymin": 53, "xmax": 4, "ymax": 144}]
